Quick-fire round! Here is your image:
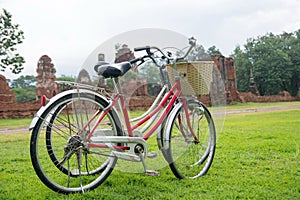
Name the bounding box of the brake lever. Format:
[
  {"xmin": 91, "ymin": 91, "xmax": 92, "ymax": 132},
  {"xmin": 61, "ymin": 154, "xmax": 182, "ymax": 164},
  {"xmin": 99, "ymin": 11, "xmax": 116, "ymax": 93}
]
[
  {"xmin": 135, "ymin": 56, "xmax": 149, "ymax": 68},
  {"xmin": 137, "ymin": 59, "xmax": 145, "ymax": 67}
]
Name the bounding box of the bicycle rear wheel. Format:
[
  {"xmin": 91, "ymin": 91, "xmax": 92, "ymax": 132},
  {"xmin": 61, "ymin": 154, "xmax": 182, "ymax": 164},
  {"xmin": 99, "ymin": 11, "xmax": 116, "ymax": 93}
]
[
  {"xmin": 30, "ymin": 92, "xmax": 122, "ymax": 193},
  {"xmin": 163, "ymin": 100, "xmax": 216, "ymax": 179}
]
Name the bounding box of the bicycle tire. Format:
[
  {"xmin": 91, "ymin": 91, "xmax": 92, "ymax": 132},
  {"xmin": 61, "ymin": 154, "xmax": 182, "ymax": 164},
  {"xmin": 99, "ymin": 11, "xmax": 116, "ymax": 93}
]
[
  {"xmin": 30, "ymin": 91, "xmax": 122, "ymax": 193},
  {"xmin": 162, "ymin": 100, "xmax": 216, "ymax": 179}
]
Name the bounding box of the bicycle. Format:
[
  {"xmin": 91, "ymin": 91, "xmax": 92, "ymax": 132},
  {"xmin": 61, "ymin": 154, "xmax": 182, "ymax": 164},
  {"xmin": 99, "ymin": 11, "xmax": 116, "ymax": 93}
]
[{"xmin": 29, "ymin": 37, "xmax": 216, "ymax": 194}]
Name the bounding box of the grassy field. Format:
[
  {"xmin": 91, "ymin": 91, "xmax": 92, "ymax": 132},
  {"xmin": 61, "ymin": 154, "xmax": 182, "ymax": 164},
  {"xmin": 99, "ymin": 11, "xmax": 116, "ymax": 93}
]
[{"xmin": 0, "ymin": 102, "xmax": 299, "ymax": 199}]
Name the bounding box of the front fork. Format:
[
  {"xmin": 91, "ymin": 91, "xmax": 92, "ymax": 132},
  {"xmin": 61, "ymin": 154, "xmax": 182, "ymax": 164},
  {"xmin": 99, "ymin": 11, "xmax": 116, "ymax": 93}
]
[{"xmin": 181, "ymin": 98, "xmax": 200, "ymax": 143}]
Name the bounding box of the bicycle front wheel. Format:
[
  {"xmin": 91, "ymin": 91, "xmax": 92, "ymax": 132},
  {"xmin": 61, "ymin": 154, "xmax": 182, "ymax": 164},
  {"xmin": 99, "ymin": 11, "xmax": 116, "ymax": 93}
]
[
  {"xmin": 30, "ymin": 91, "xmax": 122, "ymax": 193},
  {"xmin": 163, "ymin": 100, "xmax": 216, "ymax": 179}
]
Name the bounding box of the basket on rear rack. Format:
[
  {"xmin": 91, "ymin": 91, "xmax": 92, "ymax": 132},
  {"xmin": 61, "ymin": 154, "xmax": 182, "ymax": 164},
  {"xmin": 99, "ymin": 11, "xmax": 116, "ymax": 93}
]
[{"xmin": 167, "ymin": 61, "xmax": 214, "ymax": 96}]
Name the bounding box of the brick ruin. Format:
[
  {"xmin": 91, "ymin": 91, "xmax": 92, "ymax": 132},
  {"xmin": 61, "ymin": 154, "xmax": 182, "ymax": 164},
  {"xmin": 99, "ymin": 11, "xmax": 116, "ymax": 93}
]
[
  {"xmin": 113, "ymin": 46, "xmax": 242, "ymax": 107},
  {"xmin": 210, "ymin": 55, "xmax": 241, "ymax": 105},
  {"xmin": 36, "ymin": 55, "xmax": 59, "ymax": 99},
  {"xmin": 0, "ymin": 75, "xmax": 40, "ymax": 119},
  {"xmin": 77, "ymin": 69, "xmax": 92, "ymax": 85},
  {"xmin": 1, "ymin": 49, "xmax": 299, "ymax": 119},
  {"xmin": 0, "ymin": 75, "xmax": 15, "ymax": 103},
  {"xmin": 0, "ymin": 55, "xmax": 58, "ymax": 119},
  {"xmin": 114, "ymin": 44, "xmax": 154, "ymax": 109}
]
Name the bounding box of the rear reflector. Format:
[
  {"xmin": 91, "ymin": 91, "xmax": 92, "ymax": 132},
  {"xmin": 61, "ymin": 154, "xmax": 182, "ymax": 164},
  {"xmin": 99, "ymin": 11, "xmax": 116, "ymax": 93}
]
[{"xmin": 41, "ymin": 95, "xmax": 47, "ymax": 106}]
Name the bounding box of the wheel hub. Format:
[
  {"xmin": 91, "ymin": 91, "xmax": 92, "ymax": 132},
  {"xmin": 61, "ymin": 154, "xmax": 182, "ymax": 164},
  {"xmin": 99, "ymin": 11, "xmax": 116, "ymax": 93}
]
[{"xmin": 64, "ymin": 135, "xmax": 84, "ymax": 155}]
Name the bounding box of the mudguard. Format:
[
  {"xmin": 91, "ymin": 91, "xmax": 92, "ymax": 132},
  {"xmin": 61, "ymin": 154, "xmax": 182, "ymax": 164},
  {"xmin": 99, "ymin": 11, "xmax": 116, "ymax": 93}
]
[
  {"xmin": 160, "ymin": 102, "xmax": 183, "ymax": 150},
  {"xmin": 29, "ymin": 89, "xmax": 111, "ymax": 130}
]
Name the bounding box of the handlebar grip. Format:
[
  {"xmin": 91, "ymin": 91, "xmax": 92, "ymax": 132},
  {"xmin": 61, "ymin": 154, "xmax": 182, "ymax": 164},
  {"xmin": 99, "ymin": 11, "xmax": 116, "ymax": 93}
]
[{"xmin": 134, "ymin": 46, "xmax": 150, "ymax": 52}]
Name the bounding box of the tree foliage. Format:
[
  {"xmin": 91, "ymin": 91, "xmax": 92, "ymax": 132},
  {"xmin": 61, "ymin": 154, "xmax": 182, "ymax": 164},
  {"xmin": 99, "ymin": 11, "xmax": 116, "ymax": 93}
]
[
  {"xmin": 11, "ymin": 86, "xmax": 36, "ymax": 102},
  {"xmin": 10, "ymin": 75, "xmax": 36, "ymax": 88},
  {"xmin": 56, "ymin": 75, "xmax": 76, "ymax": 82},
  {"xmin": 232, "ymin": 30, "xmax": 300, "ymax": 96},
  {"xmin": 9, "ymin": 75, "xmax": 36, "ymax": 102},
  {"xmin": 207, "ymin": 45, "xmax": 222, "ymax": 56},
  {"xmin": 187, "ymin": 44, "xmax": 221, "ymax": 61},
  {"xmin": 137, "ymin": 61, "xmax": 161, "ymax": 95},
  {"xmin": 0, "ymin": 9, "xmax": 25, "ymax": 74},
  {"xmin": 9, "ymin": 75, "xmax": 77, "ymax": 102}
]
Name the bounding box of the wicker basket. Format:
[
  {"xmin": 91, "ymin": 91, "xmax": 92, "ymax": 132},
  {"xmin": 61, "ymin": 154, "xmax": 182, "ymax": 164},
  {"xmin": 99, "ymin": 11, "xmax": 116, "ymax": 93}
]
[{"xmin": 167, "ymin": 61, "xmax": 214, "ymax": 96}]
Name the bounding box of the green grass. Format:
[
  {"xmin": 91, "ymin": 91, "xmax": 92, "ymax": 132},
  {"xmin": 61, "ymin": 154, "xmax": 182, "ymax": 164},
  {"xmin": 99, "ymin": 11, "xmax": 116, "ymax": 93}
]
[
  {"xmin": 0, "ymin": 103, "xmax": 299, "ymax": 199},
  {"xmin": 0, "ymin": 117, "xmax": 32, "ymax": 129}
]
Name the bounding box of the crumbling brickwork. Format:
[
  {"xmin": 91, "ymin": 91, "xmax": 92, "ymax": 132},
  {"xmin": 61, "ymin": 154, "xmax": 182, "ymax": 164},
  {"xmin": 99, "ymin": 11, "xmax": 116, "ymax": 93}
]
[
  {"xmin": 36, "ymin": 55, "xmax": 59, "ymax": 99},
  {"xmin": 0, "ymin": 100, "xmax": 40, "ymax": 119},
  {"xmin": 0, "ymin": 75, "xmax": 15, "ymax": 103},
  {"xmin": 114, "ymin": 44, "xmax": 149, "ymax": 97},
  {"xmin": 211, "ymin": 55, "xmax": 242, "ymax": 104},
  {"xmin": 240, "ymin": 91, "xmax": 300, "ymax": 102},
  {"xmin": 0, "ymin": 74, "xmax": 41, "ymax": 119},
  {"xmin": 1, "ymin": 49, "xmax": 299, "ymax": 119}
]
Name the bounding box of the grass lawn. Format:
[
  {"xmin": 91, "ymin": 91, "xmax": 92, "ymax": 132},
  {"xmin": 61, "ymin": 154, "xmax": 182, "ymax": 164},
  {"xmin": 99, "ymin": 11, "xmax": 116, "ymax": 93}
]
[
  {"xmin": 0, "ymin": 102, "xmax": 299, "ymax": 199},
  {"xmin": 0, "ymin": 117, "xmax": 32, "ymax": 129}
]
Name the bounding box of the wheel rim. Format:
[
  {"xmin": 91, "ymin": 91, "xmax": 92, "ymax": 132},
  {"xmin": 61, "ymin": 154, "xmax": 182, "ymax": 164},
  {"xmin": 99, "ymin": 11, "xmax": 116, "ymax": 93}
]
[
  {"xmin": 168, "ymin": 102, "xmax": 216, "ymax": 178},
  {"xmin": 30, "ymin": 93, "xmax": 121, "ymax": 193}
]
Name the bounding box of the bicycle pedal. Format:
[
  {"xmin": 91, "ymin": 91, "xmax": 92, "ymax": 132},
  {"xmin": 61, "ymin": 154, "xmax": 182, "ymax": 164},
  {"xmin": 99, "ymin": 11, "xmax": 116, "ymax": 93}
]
[
  {"xmin": 145, "ymin": 170, "xmax": 160, "ymax": 176},
  {"xmin": 146, "ymin": 152, "xmax": 159, "ymax": 158}
]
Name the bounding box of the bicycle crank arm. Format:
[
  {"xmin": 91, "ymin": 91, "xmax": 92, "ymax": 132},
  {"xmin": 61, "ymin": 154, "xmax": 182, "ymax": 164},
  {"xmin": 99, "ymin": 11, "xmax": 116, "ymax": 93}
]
[{"xmin": 112, "ymin": 151, "xmax": 141, "ymax": 162}]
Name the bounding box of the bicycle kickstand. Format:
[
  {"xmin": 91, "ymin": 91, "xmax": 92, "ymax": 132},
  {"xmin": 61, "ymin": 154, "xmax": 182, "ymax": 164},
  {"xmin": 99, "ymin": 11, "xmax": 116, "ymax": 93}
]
[{"xmin": 136, "ymin": 146, "xmax": 160, "ymax": 176}]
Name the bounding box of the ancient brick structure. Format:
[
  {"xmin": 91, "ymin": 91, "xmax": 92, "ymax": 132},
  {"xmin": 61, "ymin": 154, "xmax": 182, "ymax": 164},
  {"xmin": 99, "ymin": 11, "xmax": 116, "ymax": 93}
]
[
  {"xmin": 36, "ymin": 55, "xmax": 59, "ymax": 99},
  {"xmin": 121, "ymin": 79, "xmax": 148, "ymax": 97},
  {"xmin": 114, "ymin": 44, "xmax": 149, "ymax": 97},
  {"xmin": 0, "ymin": 100, "xmax": 40, "ymax": 119},
  {"xmin": 0, "ymin": 75, "xmax": 15, "ymax": 103},
  {"xmin": 115, "ymin": 44, "xmax": 135, "ymax": 64},
  {"xmin": 0, "ymin": 74, "xmax": 40, "ymax": 119},
  {"xmin": 1, "ymin": 49, "xmax": 299, "ymax": 119},
  {"xmin": 77, "ymin": 69, "xmax": 92, "ymax": 85},
  {"xmin": 196, "ymin": 55, "xmax": 240, "ymax": 105},
  {"xmin": 239, "ymin": 91, "xmax": 299, "ymax": 103},
  {"xmin": 210, "ymin": 55, "xmax": 241, "ymax": 104}
]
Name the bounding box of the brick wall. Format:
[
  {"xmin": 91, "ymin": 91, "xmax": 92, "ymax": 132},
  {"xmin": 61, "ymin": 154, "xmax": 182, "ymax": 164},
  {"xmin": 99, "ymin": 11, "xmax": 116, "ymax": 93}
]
[
  {"xmin": 240, "ymin": 91, "xmax": 300, "ymax": 103},
  {"xmin": 0, "ymin": 75, "xmax": 15, "ymax": 103},
  {"xmin": 0, "ymin": 100, "xmax": 40, "ymax": 119}
]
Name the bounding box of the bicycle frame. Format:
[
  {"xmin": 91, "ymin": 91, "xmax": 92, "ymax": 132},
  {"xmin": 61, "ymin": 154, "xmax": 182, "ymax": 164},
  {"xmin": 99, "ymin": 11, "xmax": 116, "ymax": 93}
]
[{"xmin": 78, "ymin": 75, "xmax": 199, "ymax": 151}]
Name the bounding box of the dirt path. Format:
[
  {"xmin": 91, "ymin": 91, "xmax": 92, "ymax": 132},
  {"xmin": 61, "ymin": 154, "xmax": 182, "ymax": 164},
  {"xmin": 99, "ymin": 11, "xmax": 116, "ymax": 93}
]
[
  {"xmin": 0, "ymin": 127, "xmax": 30, "ymax": 135},
  {"xmin": 1, "ymin": 105, "xmax": 300, "ymax": 135},
  {"xmin": 226, "ymin": 105, "xmax": 300, "ymax": 114}
]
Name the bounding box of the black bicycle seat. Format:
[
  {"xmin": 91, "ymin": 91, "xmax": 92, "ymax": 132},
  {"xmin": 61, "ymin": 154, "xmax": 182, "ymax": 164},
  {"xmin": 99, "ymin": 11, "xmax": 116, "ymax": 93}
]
[{"xmin": 95, "ymin": 61, "xmax": 132, "ymax": 78}]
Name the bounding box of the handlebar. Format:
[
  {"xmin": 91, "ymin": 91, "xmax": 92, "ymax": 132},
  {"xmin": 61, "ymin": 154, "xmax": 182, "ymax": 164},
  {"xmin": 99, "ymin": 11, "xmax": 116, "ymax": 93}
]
[
  {"xmin": 134, "ymin": 46, "xmax": 150, "ymax": 52},
  {"xmin": 132, "ymin": 37, "xmax": 196, "ymax": 66}
]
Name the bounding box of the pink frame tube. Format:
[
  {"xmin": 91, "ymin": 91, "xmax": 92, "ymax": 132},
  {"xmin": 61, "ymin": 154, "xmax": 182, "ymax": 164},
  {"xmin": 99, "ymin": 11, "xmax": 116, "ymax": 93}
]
[{"xmin": 83, "ymin": 78, "xmax": 199, "ymax": 148}]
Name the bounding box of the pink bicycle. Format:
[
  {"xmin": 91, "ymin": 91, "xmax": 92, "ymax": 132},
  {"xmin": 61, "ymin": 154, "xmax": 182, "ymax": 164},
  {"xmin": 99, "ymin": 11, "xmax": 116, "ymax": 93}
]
[{"xmin": 29, "ymin": 37, "xmax": 216, "ymax": 193}]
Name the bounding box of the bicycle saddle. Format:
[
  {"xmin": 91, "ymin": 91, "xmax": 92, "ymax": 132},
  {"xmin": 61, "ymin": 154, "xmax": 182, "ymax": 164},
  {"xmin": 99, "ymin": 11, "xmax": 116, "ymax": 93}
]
[{"xmin": 94, "ymin": 61, "xmax": 132, "ymax": 78}]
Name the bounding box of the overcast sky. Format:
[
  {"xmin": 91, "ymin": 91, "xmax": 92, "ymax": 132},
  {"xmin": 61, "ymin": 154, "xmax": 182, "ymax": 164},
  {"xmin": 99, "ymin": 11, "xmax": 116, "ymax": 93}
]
[{"xmin": 1, "ymin": 0, "xmax": 300, "ymax": 80}]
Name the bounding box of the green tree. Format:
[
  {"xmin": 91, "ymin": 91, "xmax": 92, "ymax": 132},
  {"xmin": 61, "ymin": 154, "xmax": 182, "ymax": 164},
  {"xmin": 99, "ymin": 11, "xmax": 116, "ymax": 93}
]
[
  {"xmin": 10, "ymin": 75, "xmax": 36, "ymax": 88},
  {"xmin": 188, "ymin": 44, "xmax": 209, "ymax": 61},
  {"xmin": 282, "ymin": 30, "xmax": 300, "ymax": 96},
  {"xmin": 232, "ymin": 31, "xmax": 299, "ymax": 96},
  {"xmin": 56, "ymin": 75, "xmax": 76, "ymax": 82},
  {"xmin": 207, "ymin": 45, "xmax": 222, "ymax": 56},
  {"xmin": 11, "ymin": 86, "xmax": 36, "ymax": 102},
  {"xmin": 137, "ymin": 61, "xmax": 161, "ymax": 95},
  {"xmin": 10, "ymin": 75, "xmax": 36, "ymax": 102},
  {"xmin": 0, "ymin": 9, "xmax": 25, "ymax": 74},
  {"xmin": 249, "ymin": 34, "xmax": 292, "ymax": 95},
  {"xmin": 232, "ymin": 46, "xmax": 251, "ymax": 92}
]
